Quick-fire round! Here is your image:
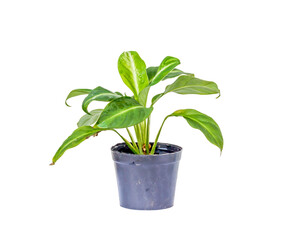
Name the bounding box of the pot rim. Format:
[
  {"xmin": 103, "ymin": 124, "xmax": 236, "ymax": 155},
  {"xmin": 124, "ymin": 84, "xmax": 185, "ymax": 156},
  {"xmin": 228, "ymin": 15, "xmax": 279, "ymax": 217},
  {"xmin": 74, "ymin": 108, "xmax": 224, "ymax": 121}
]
[{"xmin": 111, "ymin": 142, "xmax": 183, "ymax": 157}]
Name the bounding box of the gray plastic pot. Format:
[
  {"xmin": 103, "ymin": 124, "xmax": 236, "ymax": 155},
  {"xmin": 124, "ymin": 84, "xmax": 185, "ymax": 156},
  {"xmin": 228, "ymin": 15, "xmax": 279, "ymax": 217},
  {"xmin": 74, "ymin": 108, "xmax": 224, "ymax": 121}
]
[{"xmin": 111, "ymin": 142, "xmax": 182, "ymax": 210}]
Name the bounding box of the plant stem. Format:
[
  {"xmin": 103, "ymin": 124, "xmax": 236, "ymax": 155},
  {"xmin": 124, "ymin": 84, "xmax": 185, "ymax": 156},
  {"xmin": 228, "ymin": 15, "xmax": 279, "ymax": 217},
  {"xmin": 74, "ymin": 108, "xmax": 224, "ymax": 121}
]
[
  {"xmin": 145, "ymin": 117, "xmax": 150, "ymax": 154},
  {"xmin": 139, "ymin": 125, "xmax": 143, "ymax": 153},
  {"xmin": 140, "ymin": 122, "xmax": 145, "ymax": 144},
  {"xmin": 138, "ymin": 124, "xmax": 145, "ymax": 152},
  {"xmin": 113, "ymin": 130, "xmax": 139, "ymax": 154},
  {"xmin": 150, "ymin": 116, "xmax": 169, "ymax": 154},
  {"xmin": 134, "ymin": 125, "xmax": 143, "ymax": 154},
  {"xmin": 144, "ymin": 120, "xmax": 147, "ymax": 138},
  {"xmin": 126, "ymin": 128, "xmax": 138, "ymax": 151}
]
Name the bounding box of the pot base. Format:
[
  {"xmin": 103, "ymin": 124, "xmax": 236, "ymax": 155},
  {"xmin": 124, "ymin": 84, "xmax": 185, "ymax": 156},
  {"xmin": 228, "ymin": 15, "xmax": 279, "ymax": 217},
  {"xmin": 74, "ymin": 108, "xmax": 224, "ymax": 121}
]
[{"xmin": 120, "ymin": 204, "xmax": 173, "ymax": 211}]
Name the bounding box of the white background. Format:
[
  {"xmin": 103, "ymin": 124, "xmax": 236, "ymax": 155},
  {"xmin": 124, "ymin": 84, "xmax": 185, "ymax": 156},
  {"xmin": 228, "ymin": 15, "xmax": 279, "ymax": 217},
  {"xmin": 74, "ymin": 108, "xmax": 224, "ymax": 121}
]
[{"xmin": 1, "ymin": 0, "xmax": 290, "ymax": 239}]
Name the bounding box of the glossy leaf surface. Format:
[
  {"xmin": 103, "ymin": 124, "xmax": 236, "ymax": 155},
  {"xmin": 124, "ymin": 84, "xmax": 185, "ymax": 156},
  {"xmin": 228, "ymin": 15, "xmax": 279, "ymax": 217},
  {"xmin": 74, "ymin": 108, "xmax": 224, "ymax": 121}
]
[
  {"xmin": 65, "ymin": 89, "xmax": 92, "ymax": 107},
  {"xmin": 170, "ymin": 109, "xmax": 223, "ymax": 151},
  {"xmin": 149, "ymin": 56, "xmax": 180, "ymax": 86},
  {"xmin": 165, "ymin": 75, "xmax": 220, "ymax": 95},
  {"xmin": 118, "ymin": 51, "xmax": 149, "ymax": 98},
  {"xmin": 146, "ymin": 67, "xmax": 158, "ymax": 81},
  {"xmin": 77, "ymin": 109, "xmax": 103, "ymax": 127},
  {"xmin": 82, "ymin": 86, "xmax": 121, "ymax": 114},
  {"xmin": 151, "ymin": 75, "xmax": 220, "ymax": 105},
  {"xmin": 97, "ymin": 97, "xmax": 153, "ymax": 129},
  {"xmin": 52, "ymin": 126, "xmax": 102, "ymax": 164}
]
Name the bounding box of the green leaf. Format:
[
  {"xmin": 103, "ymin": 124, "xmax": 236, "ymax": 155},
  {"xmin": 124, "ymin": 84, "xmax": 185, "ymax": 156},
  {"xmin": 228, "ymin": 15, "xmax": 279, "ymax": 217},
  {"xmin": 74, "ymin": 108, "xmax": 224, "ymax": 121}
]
[
  {"xmin": 165, "ymin": 75, "xmax": 220, "ymax": 95},
  {"xmin": 82, "ymin": 86, "xmax": 121, "ymax": 114},
  {"xmin": 151, "ymin": 75, "xmax": 220, "ymax": 106},
  {"xmin": 164, "ymin": 69, "xmax": 194, "ymax": 80},
  {"xmin": 115, "ymin": 92, "xmax": 123, "ymax": 96},
  {"xmin": 170, "ymin": 109, "xmax": 223, "ymax": 151},
  {"xmin": 147, "ymin": 67, "xmax": 192, "ymax": 82},
  {"xmin": 52, "ymin": 126, "xmax": 102, "ymax": 164},
  {"xmin": 146, "ymin": 67, "xmax": 158, "ymax": 81},
  {"xmin": 97, "ymin": 97, "xmax": 153, "ymax": 129},
  {"xmin": 77, "ymin": 109, "xmax": 103, "ymax": 127},
  {"xmin": 118, "ymin": 51, "xmax": 149, "ymax": 98},
  {"xmin": 151, "ymin": 93, "xmax": 164, "ymax": 106},
  {"xmin": 65, "ymin": 89, "xmax": 92, "ymax": 107},
  {"xmin": 138, "ymin": 86, "xmax": 150, "ymax": 106},
  {"xmin": 149, "ymin": 56, "xmax": 180, "ymax": 86}
]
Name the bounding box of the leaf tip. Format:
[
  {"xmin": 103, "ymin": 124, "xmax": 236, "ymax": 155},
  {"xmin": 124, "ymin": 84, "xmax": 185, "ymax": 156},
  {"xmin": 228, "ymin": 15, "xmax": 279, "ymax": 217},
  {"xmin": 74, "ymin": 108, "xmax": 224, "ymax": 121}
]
[
  {"xmin": 82, "ymin": 107, "xmax": 91, "ymax": 115},
  {"xmin": 50, "ymin": 162, "xmax": 55, "ymax": 166},
  {"xmin": 65, "ymin": 101, "xmax": 71, "ymax": 107},
  {"xmin": 219, "ymin": 143, "xmax": 223, "ymax": 155}
]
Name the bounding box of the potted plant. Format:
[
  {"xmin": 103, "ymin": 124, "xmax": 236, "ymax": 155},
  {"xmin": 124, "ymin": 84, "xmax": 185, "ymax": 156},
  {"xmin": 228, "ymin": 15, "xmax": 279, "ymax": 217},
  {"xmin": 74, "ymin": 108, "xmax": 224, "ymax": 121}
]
[{"xmin": 52, "ymin": 51, "xmax": 223, "ymax": 210}]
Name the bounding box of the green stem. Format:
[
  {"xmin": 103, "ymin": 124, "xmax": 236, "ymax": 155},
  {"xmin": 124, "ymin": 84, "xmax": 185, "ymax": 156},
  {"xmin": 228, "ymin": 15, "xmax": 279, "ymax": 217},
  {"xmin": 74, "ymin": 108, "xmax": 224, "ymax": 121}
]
[
  {"xmin": 126, "ymin": 128, "xmax": 138, "ymax": 151},
  {"xmin": 142, "ymin": 121, "xmax": 147, "ymax": 143},
  {"xmin": 146, "ymin": 117, "xmax": 150, "ymax": 154},
  {"xmin": 139, "ymin": 123, "xmax": 145, "ymax": 144},
  {"xmin": 150, "ymin": 116, "xmax": 169, "ymax": 154},
  {"xmin": 113, "ymin": 130, "xmax": 139, "ymax": 154},
  {"xmin": 138, "ymin": 124, "xmax": 143, "ymax": 143},
  {"xmin": 134, "ymin": 125, "xmax": 143, "ymax": 154}
]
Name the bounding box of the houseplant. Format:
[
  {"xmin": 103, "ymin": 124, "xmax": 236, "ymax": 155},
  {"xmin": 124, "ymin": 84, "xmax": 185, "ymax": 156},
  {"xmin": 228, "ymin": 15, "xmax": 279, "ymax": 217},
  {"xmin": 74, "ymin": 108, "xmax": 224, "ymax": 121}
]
[{"xmin": 52, "ymin": 51, "xmax": 223, "ymax": 210}]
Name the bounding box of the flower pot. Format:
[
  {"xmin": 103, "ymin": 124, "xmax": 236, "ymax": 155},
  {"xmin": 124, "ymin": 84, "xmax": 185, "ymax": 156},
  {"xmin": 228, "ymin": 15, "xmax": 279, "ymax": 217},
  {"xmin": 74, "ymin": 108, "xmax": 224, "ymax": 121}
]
[{"xmin": 111, "ymin": 142, "xmax": 182, "ymax": 210}]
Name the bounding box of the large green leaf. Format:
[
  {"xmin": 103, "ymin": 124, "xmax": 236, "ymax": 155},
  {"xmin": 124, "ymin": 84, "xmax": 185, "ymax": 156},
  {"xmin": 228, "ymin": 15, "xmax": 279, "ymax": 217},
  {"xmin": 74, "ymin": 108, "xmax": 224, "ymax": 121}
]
[
  {"xmin": 52, "ymin": 126, "xmax": 102, "ymax": 164},
  {"xmin": 82, "ymin": 86, "xmax": 121, "ymax": 114},
  {"xmin": 118, "ymin": 51, "xmax": 149, "ymax": 98},
  {"xmin": 169, "ymin": 109, "xmax": 223, "ymax": 151},
  {"xmin": 77, "ymin": 109, "xmax": 103, "ymax": 127},
  {"xmin": 165, "ymin": 75, "xmax": 220, "ymax": 95},
  {"xmin": 65, "ymin": 89, "xmax": 92, "ymax": 107},
  {"xmin": 97, "ymin": 97, "xmax": 153, "ymax": 129},
  {"xmin": 149, "ymin": 56, "xmax": 180, "ymax": 86},
  {"xmin": 151, "ymin": 75, "xmax": 220, "ymax": 105},
  {"xmin": 146, "ymin": 67, "xmax": 192, "ymax": 82}
]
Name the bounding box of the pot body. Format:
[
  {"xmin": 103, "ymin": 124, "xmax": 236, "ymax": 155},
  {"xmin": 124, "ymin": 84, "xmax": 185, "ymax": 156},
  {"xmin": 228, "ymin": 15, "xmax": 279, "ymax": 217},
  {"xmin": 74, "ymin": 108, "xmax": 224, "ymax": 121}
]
[{"xmin": 111, "ymin": 142, "xmax": 182, "ymax": 210}]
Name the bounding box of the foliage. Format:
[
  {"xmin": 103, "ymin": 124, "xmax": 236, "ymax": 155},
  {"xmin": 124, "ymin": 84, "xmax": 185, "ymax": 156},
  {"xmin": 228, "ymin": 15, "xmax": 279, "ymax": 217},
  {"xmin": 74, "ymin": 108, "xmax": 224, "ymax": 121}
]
[{"xmin": 52, "ymin": 51, "xmax": 223, "ymax": 164}]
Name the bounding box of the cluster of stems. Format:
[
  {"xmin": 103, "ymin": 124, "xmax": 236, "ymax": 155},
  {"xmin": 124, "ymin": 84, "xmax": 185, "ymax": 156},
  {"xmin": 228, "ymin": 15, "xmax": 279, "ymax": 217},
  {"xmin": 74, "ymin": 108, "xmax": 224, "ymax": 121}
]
[{"xmin": 113, "ymin": 116, "xmax": 168, "ymax": 155}]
